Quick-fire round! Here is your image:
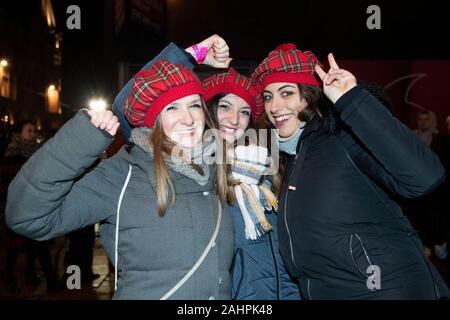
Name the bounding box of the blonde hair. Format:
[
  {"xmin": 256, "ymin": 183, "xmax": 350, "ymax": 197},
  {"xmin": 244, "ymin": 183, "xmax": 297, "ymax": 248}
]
[{"xmin": 150, "ymin": 102, "xmax": 227, "ymax": 216}]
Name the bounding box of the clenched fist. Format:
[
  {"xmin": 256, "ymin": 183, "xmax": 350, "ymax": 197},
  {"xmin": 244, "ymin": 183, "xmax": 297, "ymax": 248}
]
[
  {"xmin": 186, "ymin": 34, "xmax": 232, "ymax": 68},
  {"xmin": 87, "ymin": 110, "xmax": 120, "ymax": 136}
]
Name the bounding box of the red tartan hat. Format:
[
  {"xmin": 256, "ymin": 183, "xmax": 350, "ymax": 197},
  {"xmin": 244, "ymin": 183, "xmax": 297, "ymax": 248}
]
[
  {"xmin": 251, "ymin": 43, "xmax": 321, "ymax": 89},
  {"xmin": 203, "ymin": 68, "xmax": 264, "ymax": 122},
  {"xmin": 124, "ymin": 59, "xmax": 204, "ymax": 128}
]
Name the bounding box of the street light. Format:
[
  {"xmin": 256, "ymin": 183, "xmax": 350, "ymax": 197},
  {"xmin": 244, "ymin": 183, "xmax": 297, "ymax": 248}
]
[
  {"xmin": 46, "ymin": 84, "xmax": 60, "ymax": 113},
  {"xmin": 88, "ymin": 98, "xmax": 107, "ymax": 111},
  {"xmin": 0, "ymin": 59, "xmax": 8, "ymax": 67}
]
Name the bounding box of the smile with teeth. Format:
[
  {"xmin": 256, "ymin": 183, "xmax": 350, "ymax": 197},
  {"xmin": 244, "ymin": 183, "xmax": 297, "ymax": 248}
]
[
  {"xmin": 274, "ymin": 114, "xmax": 294, "ymax": 126},
  {"xmin": 176, "ymin": 127, "xmax": 197, "ymax": 136},
  {"xmin": 220, "ymin": 126, "xmax": 238, "ymax": 135}
]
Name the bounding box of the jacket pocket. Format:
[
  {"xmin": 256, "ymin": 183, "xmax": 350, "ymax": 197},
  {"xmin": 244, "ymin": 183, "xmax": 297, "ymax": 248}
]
[{"xmin": 349, "ymin": 233, "xmax": 378, "ymax": 279}]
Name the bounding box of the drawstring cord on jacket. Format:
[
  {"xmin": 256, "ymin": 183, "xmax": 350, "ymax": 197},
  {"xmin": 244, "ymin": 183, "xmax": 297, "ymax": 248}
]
[
  {"xmin": 114, "ymin": 165, "xmax": 133, "ymax": 291},
  {"xmin": 114, "ymin": 164, "xmax": 222, "ymax": 299}
]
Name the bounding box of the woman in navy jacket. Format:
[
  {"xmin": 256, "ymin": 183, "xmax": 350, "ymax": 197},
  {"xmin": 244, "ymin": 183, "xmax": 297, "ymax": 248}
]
[{"xmin": 202, "ymin": 70, "xmax": 300, "ymax": 299}]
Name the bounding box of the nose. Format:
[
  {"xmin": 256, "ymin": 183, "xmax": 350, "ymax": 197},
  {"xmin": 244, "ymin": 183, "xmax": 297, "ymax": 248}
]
[
  {"xmin": 180, "ymin": 108, "xmax": 194, "ymax": 126},
  {"xmin": 268, "ymin": 95, "xmax": 282, "ymax": 115},
  {"xmin": 227, "ymin": 110, "xmax": 239, "ymax": 126}
]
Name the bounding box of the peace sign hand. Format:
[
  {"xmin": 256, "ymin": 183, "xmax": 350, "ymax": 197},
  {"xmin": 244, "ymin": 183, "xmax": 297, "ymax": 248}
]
[{"xmin": 314, "ymin": 53, "xmax": 357, "ymax": 104}]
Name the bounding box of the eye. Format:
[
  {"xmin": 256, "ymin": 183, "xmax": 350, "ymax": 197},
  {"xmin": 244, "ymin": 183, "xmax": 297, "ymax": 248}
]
[
  {"xmin": 263, "ymin": 95, "xmax": 272, "ymax": 102},
  {"xmin": 241, "ymin": 110, "xmax": 250, "ymax": 117},
  {"xmin": 218, "ymin": 104, "xmax": 230, "ymax": 111},
  {"xmin": 190, "ymin": 103, "xmax": 202, "ymax": 109},
  {"xmin": 281, "ymin": 91, "xmax": 293, "ymax": 97},
  {"xmin": 165, "ymin": 105, "xmax": 177, "ymax": 111}
]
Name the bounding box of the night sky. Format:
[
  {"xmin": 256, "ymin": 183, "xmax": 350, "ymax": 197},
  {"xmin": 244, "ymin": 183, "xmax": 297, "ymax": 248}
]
[{"xmin": 49, "ymin": 0, "xmax": 450, "ymax": 112}]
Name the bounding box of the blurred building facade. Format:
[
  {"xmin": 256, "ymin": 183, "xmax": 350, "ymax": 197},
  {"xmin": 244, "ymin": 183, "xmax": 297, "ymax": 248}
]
[
  {"xmin": 1, "ymin": 0, "xmax": 449, "ymax": 135},
  {"xmin": 0, "ymin": 1, "xmax": 65, "ymax": 136}
]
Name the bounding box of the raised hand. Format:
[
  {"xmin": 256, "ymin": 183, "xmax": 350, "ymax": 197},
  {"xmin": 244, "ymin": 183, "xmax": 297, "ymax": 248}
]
[
  {"xmin": 314, "ymin": 53, "xmax": 357, "ymax": 104},
  {"xmin": 87, "ymin": 109, "xmax": 120, "ymax": 136},
  {"xmin": 186, "ymin": 34, "xmax": 232, "ymax": 68}
]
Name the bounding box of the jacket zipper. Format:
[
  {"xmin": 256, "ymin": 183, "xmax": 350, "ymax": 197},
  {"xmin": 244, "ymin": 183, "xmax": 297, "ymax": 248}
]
[
  {"xmin": 268, "ymin": 230, "xmax": 280, "ymax": 299},
  {"xmin": 232, "ymin": 248, "xmax": 245, "ymax": 300},
  {"xmin": 283, "ymin": 140, "xmax": 304, "ymax": 273}
]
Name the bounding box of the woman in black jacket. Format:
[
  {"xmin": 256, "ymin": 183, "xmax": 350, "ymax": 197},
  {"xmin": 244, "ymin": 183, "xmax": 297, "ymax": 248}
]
[{"xmin": 251, "ymin": 43, "xmax": 449, "ymax": 299}]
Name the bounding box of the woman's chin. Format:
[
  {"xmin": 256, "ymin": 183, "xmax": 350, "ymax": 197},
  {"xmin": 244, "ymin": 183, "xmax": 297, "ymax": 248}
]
[
  {"xmin": 221, "ymin": 134, "xmax": 237, "ymax": 144},
  {"xmin": 276, "ymin": 121, "xmax": 299, "ymax": 138}
]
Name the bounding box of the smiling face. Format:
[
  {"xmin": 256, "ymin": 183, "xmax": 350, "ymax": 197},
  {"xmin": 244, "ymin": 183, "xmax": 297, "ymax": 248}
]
[
  {"xmin": 160, "ymin": 94, "xmax": 205, "ymax": 148},
  {"xmin": 216, "ymin": 93, "xmax": 251, "ymax": 143},
  {"xmin": 262, "ymin": 82, "xmax": 307, "ymax": 138}
]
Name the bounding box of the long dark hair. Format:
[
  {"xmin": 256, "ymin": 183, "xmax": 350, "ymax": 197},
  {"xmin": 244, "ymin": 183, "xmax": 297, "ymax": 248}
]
[{"xmin": 297, "ymin": 84, "xmax": 330, "ymax": 122}]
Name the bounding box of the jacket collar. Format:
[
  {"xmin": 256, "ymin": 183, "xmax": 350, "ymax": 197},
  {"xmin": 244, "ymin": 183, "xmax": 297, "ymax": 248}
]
[
  {"xmin": 116, "ymin": 145, "xmax": 216, "ymax": 194},
  {"xmin": 295, "ymin": 114, "xmax": 323, "ymax": 153}
]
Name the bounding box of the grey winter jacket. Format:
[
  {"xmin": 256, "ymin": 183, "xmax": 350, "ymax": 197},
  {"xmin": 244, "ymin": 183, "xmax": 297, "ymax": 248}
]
[{"xmin": 5, "ymin": 110, "xmax": 234, "ymax": 300}]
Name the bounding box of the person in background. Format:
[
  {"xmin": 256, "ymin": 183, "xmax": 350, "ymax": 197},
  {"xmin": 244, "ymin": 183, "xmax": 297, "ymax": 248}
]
[
  {"xmin": 3, "ymin": 120, "xmax": 60, "ymax": 294},
  {"xmin": 409, "ymin": 110, "xmax": 449, "ymax": 261},
  {"xmin": 445, "ymin": 115, "xmax": 450, "ymax": 142}
]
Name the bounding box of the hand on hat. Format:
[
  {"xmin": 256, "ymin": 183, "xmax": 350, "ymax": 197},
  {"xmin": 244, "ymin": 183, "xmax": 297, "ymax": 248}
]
[
  {"xmin": 314, "ymin": 53, "xmax": 357, "ymax": 104},
  {"xmin": 87, "ymin": 110, "xmax": 120, "ymax": 137},
  {"xmin": 186, "ymin": 34, "xmax": 232, "ymax": 68}
]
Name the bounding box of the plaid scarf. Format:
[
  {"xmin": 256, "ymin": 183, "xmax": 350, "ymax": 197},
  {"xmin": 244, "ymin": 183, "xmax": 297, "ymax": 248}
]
[{"xmin": 229, "ymin": 145, "xmax": 278, "ymax": 240}]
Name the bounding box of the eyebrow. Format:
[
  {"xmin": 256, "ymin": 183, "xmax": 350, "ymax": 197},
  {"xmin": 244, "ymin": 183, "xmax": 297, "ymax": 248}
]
[
  {"xmin": 218, "ymin": 99, "xmax": 232, "ymax": 105},
  {"xmin": 263, "ymin": 84, "xmax": 297, "ymax": 94},
  {"xmin": 170, "ymin": 99, "xmax": 201, "ymax": 106},
  {"xmin": 219, "ymin": 99, "xmax": 251, "ymax": 110}
]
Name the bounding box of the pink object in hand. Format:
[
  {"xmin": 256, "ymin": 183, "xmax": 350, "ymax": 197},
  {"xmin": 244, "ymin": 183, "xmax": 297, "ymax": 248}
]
[{"xmin": 192, "ymin": 44, "xmax": 208, "ymax": 64}]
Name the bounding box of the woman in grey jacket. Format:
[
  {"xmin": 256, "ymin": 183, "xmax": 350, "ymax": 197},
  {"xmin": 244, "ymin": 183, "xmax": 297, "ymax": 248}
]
[{"xmin": 6, "ymin": 36, "xmax": 235, "ymax": 300}]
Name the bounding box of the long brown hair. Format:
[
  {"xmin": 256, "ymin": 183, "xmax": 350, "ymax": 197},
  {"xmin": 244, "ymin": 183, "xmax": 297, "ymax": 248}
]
[
  {"xmin": 296, "ymin": 84, "xmax": 326, "ymax": 121},
  {"xmin": 206, "ymin": 95, "xmax": 283, "ymax": 204},
  {"xmin": 150, "ymin": 101, "xmax": 227, "ymax": 216}
]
